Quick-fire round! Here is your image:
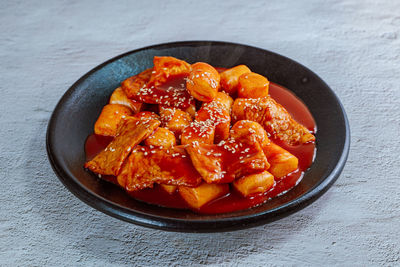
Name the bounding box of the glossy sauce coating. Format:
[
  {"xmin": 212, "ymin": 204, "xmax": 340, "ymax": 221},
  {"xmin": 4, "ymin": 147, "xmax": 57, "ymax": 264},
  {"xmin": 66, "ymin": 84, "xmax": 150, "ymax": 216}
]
[
  {"xmin": 85, "ymin": 82, "xmax": 316, "ymax": 214},
  {"xmin": 131, "ymin": 75, "xmax": 194, "ymax": 109}
]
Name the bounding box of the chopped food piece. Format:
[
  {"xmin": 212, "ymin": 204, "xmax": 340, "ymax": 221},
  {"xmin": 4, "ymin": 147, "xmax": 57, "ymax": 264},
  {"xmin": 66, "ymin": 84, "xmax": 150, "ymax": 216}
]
[
  {"xmin": 122, "ymin": 66, "xmax": 194, "ymax": 109},
  {"xmin": 186, "ymin": 62, "xmax": 220, "ymax": 102},
  {"xmin": 232, "ymin": 120, "xmax": 298, "ymax": 178},
  {"xmin": 117, "ymin": 146, "xmax": 202, "ymax": 191},
  {"xmin": 185, "ymin": 138, "xmax": 270, "ymax": 184},
  {"xmin": 132, "ymin": 111, "xmax": 160, "ymax": 121},
  {"xmin": 238, "ymin": 72, "xmax": 269, "ymax": 98},
  {"xmin": 196, "ymin": 92, "xmax": 233, "ymax": 143},
  {"xmin": 160, "ymin": 184, "xmax": 177, "ymax": 194},
  {"xmin": 232, "ymin": 96, "xmax": 315, "ymax": 145},
  {"xmin": 220, "ymin": 65, "xmax": 251, "ymax": 94},
  {"xmin": 121, "ymin": 68, "xmax": 152, "ymax": 98},
  {"xmin": 181, "ymin": 120, "xmax": 215, "ymax": 145},
  {"xmin": 233, "ymin": 171, "xmax": 275, "ymax": 197},
  {"xmin": 214, "ymin": 92, "xmax": 234, "ymax": 114},
  {"xmin": 230, "ymin": 120, "xmax": 270, "ymax": 147},
  {"xmin": 263, "ymin": 142, "xmax": 299, "ymax": 178},
  {"xmin": 144, "ymin": 127, "xmax": 176, "ymax": 148},
  {"xmin": 148, "ymin": 56, "xmax": 191, "ymax": 87},
  {"xmin": 94, "ymin": 104, "xmax": 132, "ymax": 136},
  {"xmin": 109, "ymin": 87, "xmax": 143, "ymax": 113},
  {"xmin": 179, "ymin": 183, "xmax": 229, "ymax": 209},
  {"xmin": 131, "ymin": 84, "xmax": 194, "ymax": 109},
  {"xmin": 159, "ymin": 106, "xmax": 192, "ymax": 137},
  {"xmin": 124, "ymin": 80, "xmax": 195, "ymax": 109},
  {"xmin": 85, "ymin": 117, "xmax": 160, "ymax": 176},
  {"xmin": 184, "ymin": 103, "xmax": 197, "ymax": 119},
  {"xmin": 186, "ymin": 143, "xmax": 225, "ymax": 183},
  {"xmin": 196, "ymin": 99, "xmax": 231, "ymax": 143}
]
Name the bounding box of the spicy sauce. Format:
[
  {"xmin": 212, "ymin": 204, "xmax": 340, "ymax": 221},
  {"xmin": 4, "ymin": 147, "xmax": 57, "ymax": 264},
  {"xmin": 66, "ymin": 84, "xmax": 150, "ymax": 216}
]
[{"xmin": 85, "ymin": 82, "xmax": 316, "ymax": 214}]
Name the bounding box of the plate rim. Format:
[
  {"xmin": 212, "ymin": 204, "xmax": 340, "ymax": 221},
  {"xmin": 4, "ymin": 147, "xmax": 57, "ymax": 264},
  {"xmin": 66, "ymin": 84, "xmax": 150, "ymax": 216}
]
[{"xmin": 46, "ymin": 40, "xmax": 350, "ymax": 232}]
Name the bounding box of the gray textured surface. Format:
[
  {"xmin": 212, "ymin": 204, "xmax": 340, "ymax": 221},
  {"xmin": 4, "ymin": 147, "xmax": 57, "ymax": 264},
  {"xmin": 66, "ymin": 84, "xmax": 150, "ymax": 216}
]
[{"xmin": 1, "ymin": 0, "xmax": 399, "ymax": 266}]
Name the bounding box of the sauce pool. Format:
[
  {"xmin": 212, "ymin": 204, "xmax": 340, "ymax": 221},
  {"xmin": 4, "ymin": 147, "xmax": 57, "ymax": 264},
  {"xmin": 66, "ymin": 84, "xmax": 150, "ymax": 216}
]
[{"xmin": 85, "ymin": 82, "xmax": 316, "ymax": 214}]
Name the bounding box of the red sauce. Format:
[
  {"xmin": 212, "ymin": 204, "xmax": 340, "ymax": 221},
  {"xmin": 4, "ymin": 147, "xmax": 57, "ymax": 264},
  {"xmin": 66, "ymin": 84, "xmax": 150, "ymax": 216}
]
[
  {"xmin": 85, "ymin": 82, "xmax": 316, "ymax": 214},
  {"xmin": 85, "ymin": 134, "xmax": 114, "ymax": 161}
]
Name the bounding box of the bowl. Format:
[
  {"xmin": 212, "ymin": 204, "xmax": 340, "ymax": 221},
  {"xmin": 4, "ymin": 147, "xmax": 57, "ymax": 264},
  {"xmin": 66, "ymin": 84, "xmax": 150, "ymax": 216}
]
[{"xmin": 46, "ymin": 41, "xmax": 350, "ymax": 232}]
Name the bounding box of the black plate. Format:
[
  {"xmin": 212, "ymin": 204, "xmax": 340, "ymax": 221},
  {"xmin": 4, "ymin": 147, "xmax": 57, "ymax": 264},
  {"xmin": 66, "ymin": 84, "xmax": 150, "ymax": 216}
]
[{"xmin": 46, "ymin": 41, "xmax": 350, "ymax": 232}]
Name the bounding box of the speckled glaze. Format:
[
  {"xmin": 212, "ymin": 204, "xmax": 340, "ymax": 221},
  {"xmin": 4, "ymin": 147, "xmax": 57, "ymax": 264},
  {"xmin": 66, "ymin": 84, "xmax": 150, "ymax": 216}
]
[{"xmin": 46, "ymin": 41, "xmax": 350, "ymax": 232}]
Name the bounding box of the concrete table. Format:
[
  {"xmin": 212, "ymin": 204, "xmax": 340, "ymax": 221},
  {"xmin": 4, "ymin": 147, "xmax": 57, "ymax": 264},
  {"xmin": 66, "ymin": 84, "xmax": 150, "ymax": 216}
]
[{"xmin": 1, "ymin": 0, "xmax": 399, "ymax": 265}]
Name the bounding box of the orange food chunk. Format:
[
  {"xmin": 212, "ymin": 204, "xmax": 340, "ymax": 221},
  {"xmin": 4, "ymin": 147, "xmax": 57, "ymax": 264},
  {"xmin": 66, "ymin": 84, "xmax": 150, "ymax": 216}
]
[
  {"xmin": 186, "ymin": 62, "xmax": 220, "ymax": 102},
  {"xmin": 233, "ymin": 171, "xmax": 275, "ymax": 197},
  {"xmin": 196, "ymin": 99, "xmax": 231, "ymax": 143},
  {"xmin": 117, "ymin": 146, "xmax": 202, "ymax": 191},
  {"xmin": 184, "ymin": 103, "xmax": 196, "ymax": 119},
  {"xmin": 230, "ymin": 120, "xmax": 270, "ymax": 147},
  {"xmin": 179, "ymin": 183, "xmax": 229, "ymax": 209},
  {"xmin": 181, "ymin": 121, "xmax": 215, "ymax": 145},
  {"xmin": 214, "ymin": 92, "xmax": 233, "ymax": 114},
  {"xmin": 144, "ymin": 127, "xmax": 176, "ymax": 148},
  {"xmin": 109, "ymin": 87, "xmax": 143, "ymax": 113},
  {"xmin": 122, "ymin": 66, "xmax": 194, "ymax": 109},
  {"xmin": 192, "ymin": 91, "xmax": 232, "ymax": 143},
  {"xmin": 232, "ymin": 96, "xmax": 315, "ymax": 145},
  {"xmin": 132, "ymin": 111, "xmax": 160, "ymax": 121},
  {"xmin": 127, "ymin": 84, "xmax": 194, "ymax": 109},
  {"xmin": 94, "ymin": 104, "xmax": 132, "ymax": 136},
  {"xmin": 185, "ymin": 138, "xmax": 270, "ymax": 184},
  {"xmin": 160, "ymin": 184, "xmax": 177, "ymax": 194},
  {"xmin": 159, "ymin": 106, "xmax": 192, "ymax": 137},
  {"xmin": 263, "ymin": 142, "xmax": 298, "ymax": 178},
  {"xmin": 148, "ymin": 56, "xmax": 191, "ymax": 87},
  {"xmin": 121, "ymin": 68, "xmax": 152, "ymax": 98},
  {"xmin": 85, "ymin": 117, "xmax": 160, "ymax": 176},
  {"xmin": 231, "ymin": 120, "xmax": 299, "ymax": 178},
  {"xmin": 220, "ymin": 65, "xmax": 251, "ymax": 95},
  {"xmin": 238, "ymin": 72, "xmax": 269, "ymax": 98}
]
